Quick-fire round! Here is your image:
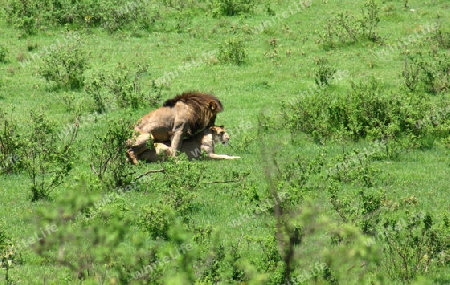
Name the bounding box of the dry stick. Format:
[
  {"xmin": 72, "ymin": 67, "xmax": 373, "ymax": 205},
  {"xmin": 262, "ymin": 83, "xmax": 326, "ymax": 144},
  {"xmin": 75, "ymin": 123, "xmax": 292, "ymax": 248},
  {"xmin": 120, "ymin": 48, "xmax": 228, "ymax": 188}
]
[
  {"xmin": 202, "ymin": 180, "xmax": 241, "ymax": 184},
  {"xmin": 134, "ymin": 168, "xmax": 165, "ymax": 180}
]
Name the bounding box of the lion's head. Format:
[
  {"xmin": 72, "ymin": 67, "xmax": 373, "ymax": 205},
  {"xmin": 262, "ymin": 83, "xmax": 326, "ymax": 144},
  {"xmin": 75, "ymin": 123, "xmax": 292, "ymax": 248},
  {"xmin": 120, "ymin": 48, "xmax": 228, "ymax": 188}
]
[
  {"xmin": 210, "ymin": 126, "xmax": 230, "ymax": 145},
  {"xmin": 163, "ymin": 92, "xmax": 224, "ymax": 135}
]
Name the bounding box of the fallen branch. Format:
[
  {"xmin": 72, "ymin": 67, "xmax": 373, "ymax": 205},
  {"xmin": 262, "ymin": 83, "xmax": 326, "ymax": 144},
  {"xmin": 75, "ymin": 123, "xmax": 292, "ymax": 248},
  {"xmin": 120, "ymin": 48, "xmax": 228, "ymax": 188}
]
[
  {"xmin": 135, "ymin": 168, "xmax": 165, "ymax": 180},
  {"xmin": 202, "ymin": 180, "xmax": 241, "ymax": 184}
]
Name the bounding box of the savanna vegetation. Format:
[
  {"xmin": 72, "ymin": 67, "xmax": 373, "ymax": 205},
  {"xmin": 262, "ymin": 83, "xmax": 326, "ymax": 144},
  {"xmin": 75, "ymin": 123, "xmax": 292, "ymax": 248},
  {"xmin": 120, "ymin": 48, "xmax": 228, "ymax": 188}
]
[{"xmin": 1, "ymin": 0, "xmax": 450, "ymax": 284}]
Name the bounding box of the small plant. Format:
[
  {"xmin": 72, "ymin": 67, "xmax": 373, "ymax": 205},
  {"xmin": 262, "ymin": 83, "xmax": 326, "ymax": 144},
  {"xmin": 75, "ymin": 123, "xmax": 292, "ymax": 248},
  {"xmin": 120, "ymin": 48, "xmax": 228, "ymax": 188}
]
[
  {"xmin": 62, "ymin": 93, "xmax": 76, "ymax": 113},
  {"xmin": 379, "ymin": 211, "xmax": 450, "ymax": 281},
  {"xmin": 138, "ymin": 203, "xmax": 175, "ymax": 239},
  {"xmin": 4, "ymin": 0, "xmax": 40, "ymax": 35},
  {"xmin": 39, "ymin": 39, "xmax": 88, "ymax": 90},
  {"xmin": 89, "ymin": 116, "xmax": 136, "ymax": 188},
  {"xmin": 401, "ymin": 51, "xmax": 450, "ymax": 94},
  {"xmin": 0, "ymin": 45, "xmax": 8, "ymax": 63},
  {"xmin": 85, "ymin": 64, "xmax": 162, "ymax": 111},
  {"xmin": 106, "ymin": 64, "xmax": 160, "ymax": 109},
  {"xmin": 402, "ymin": 55, "xmax": 421, "ymax": 92},
  {"xmin": 361, "ymin": 0, "xmax": 380, "ymax": 42},
  {"xmin": 319, "ymin": 12, "xmax": 362, "ymax": 49},
  {"xmin": 327, "ymin": 146, "xmax": 380, "ymax": 188},
  {"xmin": 314, "ymin": 57, "xmax": 337, "ymax": 86},
  {"xmin": 21, "ymin": 112, "xmax": 79, "ymax": 201},
  {"xmin": 218, "ymin": 37, "xmax": 248, "ymax": 65},
  {"xmin": 1, "ymin": 228, "xmax": 19, "ymax": 284},
  {"xmin": 319, "ymin": 0, "xmax": 381, "ymax": 49},
  {"xmin": 0, "ymin": 108, "xmax": 22, "ymax": 174},
  {"xmin": 84, "ymin": 72, "xmax": 109, "ymax": 113},
  {"xmin": 151, "ymin": 157, "xmax": 201, "ymax": 216},
  {"xmin": 33, "ymin": 187, "xmax": 162, "ymax": 283},
  {"xmin": 212, "ymin": 0, "xmax": 255, "ymax": 17},
  {"xmin": 431, "ymin": 24, "xmax": 450, "ymax": 49}
]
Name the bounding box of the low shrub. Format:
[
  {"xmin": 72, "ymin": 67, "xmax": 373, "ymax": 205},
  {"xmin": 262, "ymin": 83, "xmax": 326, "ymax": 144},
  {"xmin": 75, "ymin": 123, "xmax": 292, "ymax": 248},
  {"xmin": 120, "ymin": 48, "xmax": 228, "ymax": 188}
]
[
  {"xmin": 84, "ymin": 64, "xmax": 162, "ymax": 111},
  {"xmin": 39, "ymin": 39, "xmax": 88, "ymax": 90},
  {"xmin": 0, "ymin": 45, "xmax": 8, "ymax": 63},
  {"xmin": 138, "ymin": 203, "xmax": 175, "ymax": 240},
  {"xmin": 33, "ymin": 187, "xmax": 162, "ymax": 283},
  {"xmin": 402, "ymin": 50, "xmax": 450, "ymax": 94},
  {"xmin": 318, "ymin": 0, "xmax": 381, "ymax": 49},
  {"xmin": 211, "ymin": 0, "xmax": 255, "ymax": 17},
  {"xmin": 4, "ymin": 0, "xmax": 40, "ymax": 35},
  {"xmin": 5, "ymin": 0, "xmax": 159, "ymax": 33},
  {"xmin": 20, "ymin": 112, "xmax": 79, "ymax": 201},
  {"xmin": 89, "ymin": 116, "xmax": 135, "ymax": 189},
  {"xmin": 314, "ymin": 57, "xmax": 337, "ymax": 86},
  {"xmin": 282, "ymin": 77, "xmax": 447, "ymax": 145},
  {"xmin": 0, "ymin": 227, "xmax": 20, "ymax": 284},
  {"xmin": 218, "ymin": 37, "xmax": 248, "ymax": 65},
  {"xmin": 0, "ymin": 108, "xmax": 22, "ymax": 174},
  {"xmin": 378, "ymin": 210, "xmax": 450, "ymax": 281}
]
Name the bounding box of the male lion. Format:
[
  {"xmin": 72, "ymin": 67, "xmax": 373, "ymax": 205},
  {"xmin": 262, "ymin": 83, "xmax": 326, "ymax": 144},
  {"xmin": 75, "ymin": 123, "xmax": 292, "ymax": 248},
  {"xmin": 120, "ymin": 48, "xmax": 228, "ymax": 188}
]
[
  {"xmin": 138, "ymin": 126, "xmax": 240, "ymax": 162},
  {"xmin": 126, "ymin": 92, "xmax": 223, "ymax": 164}
]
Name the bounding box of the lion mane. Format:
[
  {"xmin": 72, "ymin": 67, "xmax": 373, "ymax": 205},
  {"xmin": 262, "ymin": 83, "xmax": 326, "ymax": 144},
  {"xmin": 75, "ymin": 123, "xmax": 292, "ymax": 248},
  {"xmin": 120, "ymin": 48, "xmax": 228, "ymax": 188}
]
[{"xmin": 162, "ymin": 92, "xmax": 224, "ymax": 136}]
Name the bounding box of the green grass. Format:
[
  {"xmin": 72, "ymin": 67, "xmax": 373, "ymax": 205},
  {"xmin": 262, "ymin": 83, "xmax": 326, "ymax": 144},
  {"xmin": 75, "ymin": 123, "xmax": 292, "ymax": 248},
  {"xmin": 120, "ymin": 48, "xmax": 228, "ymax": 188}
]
[{"xmin": 1, "ymin": 0, "xmax": 450, "ymax": 284}]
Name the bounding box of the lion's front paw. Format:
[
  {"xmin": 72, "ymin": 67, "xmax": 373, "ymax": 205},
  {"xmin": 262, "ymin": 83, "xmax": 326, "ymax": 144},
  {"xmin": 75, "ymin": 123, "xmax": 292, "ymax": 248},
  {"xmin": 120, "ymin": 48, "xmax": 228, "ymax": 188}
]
[{"xmin": 167, "ymin": 147, "xmax": 177, "ymax": 157}]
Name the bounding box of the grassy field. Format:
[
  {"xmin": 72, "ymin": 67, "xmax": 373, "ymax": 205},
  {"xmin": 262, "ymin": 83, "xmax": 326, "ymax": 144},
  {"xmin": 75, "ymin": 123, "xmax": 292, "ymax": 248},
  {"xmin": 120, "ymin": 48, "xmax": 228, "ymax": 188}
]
[{"xmin": 1, "ymin": 0, "xmax": 450, "ymax": 284}]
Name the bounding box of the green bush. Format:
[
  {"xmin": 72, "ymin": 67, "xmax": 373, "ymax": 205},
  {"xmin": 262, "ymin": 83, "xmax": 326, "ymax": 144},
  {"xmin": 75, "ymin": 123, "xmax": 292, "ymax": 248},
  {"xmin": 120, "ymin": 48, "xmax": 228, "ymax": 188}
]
[
  {"xmin": 218, "ymin": 37, "xmax": 248, "ymax": 65},
  {"xmin": 33, "ymin": 187, "xmax": 162, "ymax": 283},
  {"xmin": 378, "ymin": 211, "xmax": 450, "ymax": 281},
  {"xmin": 5, "ymin": 0, "xmax": 40, "ymax": 35},
  {"xmin": 432, "ymin": 24, "xmax": 450, "ymax": 49},
  {"xmin": 318, "ymin": 0, "xmax": 381, "ymax": 49},
  {"xmin": 89, "ymin": 116, "xmax": 136, "ymax": 188},
  {"xmin": 326, "ymin": 145, "xmax": 381, "ymax": 188},
  {"xmin": 361, "ymin": 0, "xmax": 380, "ymax": 42},
  {"xmin": 0, "ymin": 227, "xmax": 19, "ymax": 284},
  {"xmin": 283, "ymin": 77, "xmax": 442, "ymax": 144},
  {"xmin": 402, "ymin": 50, "xmax": 450, "ymax": 94},
  {"xmin": 211, "ymin": 0, "xmax": 255, "ymax": 17},
  {"xmin": 84, "ymin": 73, "xmax": 109, "ymax": 113},
  {"xmin": 5, "ymin": 0, "xmax": 159, "ymax": 33},
  {"xmin": 136, "ymin": 157, "xmax": 201, "ymax": 239},
  {"xmin": 314, "ymin": 57, "xmax": 337, "ymax": 86},
  {"xmin": 85, "ymin": 64, "xmax": 162, "ymax": 111},
  {"xmin": 0, "ymin": 108, "xmax": 22, "ymax": 175},
  {"xmin": 20, "ymin": 112, "xmax": 79, "ymax": 201},
  {"xmin": 39, "ymin": 39, "xmax": 88, "ymax": 90},
  {"xmin": 0, "ymin": 45, "xmax": 8, "ymax": 63},
  {"xmin": 137, "ymin": 203, "xmax": 175, "ymax": 240},
  {"xmin": 320, "ymin": 12, "xmax": 362, "ymax": 49}
]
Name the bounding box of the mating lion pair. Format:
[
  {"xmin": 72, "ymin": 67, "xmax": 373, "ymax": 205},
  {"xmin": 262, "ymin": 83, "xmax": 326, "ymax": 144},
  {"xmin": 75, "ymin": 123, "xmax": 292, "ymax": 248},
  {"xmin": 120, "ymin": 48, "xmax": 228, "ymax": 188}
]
[{"xmin": 126, "ymin": 92, "xmax": 240, "ymax": 164}]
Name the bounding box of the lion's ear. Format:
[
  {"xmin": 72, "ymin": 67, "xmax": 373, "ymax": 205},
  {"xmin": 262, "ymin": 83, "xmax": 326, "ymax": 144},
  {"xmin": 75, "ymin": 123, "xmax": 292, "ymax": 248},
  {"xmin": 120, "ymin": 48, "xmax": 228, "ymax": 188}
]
[{"xmin": 209, "ymin": 101, "xmax": 217, "ymax": 110}]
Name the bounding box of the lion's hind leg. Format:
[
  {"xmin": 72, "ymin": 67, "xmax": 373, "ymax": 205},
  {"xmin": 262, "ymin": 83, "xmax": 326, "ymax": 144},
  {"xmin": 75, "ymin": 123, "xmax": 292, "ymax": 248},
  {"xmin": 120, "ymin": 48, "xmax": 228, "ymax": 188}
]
[{"xmin": 127, "ymin": 133, "xmax": 154, "ymax": 165}]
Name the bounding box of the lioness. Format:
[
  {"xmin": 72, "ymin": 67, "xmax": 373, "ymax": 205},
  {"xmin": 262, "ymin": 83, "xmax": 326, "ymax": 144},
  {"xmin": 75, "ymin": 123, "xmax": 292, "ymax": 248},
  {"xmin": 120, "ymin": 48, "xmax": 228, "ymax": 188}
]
[
  {"xmin": 126, "ymin": 92, "xmax": 223, "ymax": 164},
  {"xmin": 137, "ymin": 126, "xmax": 241, "ymax": 162}
]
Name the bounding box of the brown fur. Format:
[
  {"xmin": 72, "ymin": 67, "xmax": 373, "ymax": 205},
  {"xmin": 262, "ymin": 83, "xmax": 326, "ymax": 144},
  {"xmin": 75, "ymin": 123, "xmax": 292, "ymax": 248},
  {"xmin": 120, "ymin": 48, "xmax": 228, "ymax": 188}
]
[
  {"xmin": 138, "ymin": 126, "xmax": 240, "ymax": 162},
  {"xmin": 126, "ymin": 92, "xmax": 223, "ymax": 164},
  {"xmin": 162, "ymin": 92, "xmax": 223, "ymax": 136}
]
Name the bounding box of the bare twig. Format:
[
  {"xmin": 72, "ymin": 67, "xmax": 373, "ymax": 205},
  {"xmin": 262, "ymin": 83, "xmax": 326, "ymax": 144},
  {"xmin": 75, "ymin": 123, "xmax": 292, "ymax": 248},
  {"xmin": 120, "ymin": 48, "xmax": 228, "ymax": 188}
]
[
  {"xmin": 90, "ymin": 163, "xmax": 99, "ymax": 176},
  {"xmin": 134, "ymin": 168, "xmax": 165, "ymax": 180},
  {"xmin": 201, "ymin": 180, "xmax": 241, "ymax": 184}
]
